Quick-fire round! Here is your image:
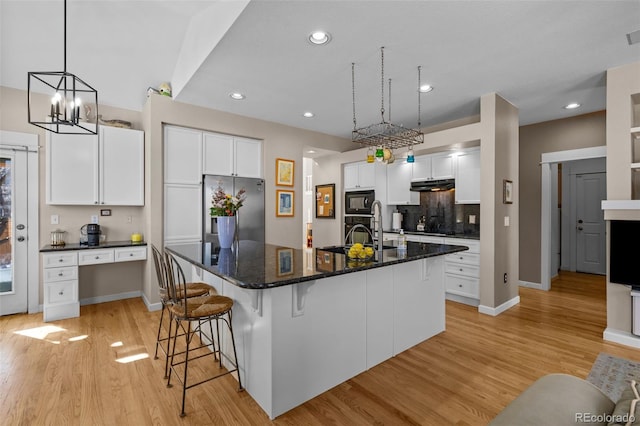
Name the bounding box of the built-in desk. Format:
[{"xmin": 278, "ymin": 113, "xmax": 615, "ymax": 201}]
[{"xmin": 40, "ymin": 241, "xmax": 147, "ymax": 322}]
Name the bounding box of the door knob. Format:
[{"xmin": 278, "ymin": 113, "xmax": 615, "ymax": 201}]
[
  {"xmin": 578, "ymin": 219, "xmax": 583, "ymax": 224},
  {"xmin": 577, "ymin": 226, "xmax": 583, "ymax": 231},
  {"xmin": 17, "ymin": 224, "xmax": 25, "ymax": 230},
  {"xmin": 17, "ymin": 236, "xmax": 25, "ymax": 242}
]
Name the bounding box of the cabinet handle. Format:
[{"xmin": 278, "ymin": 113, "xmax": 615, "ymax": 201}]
[
  {"xmin": 129, "ymin": 253, "xmax": 134, "ymax": 256},
  {"xmin": 94, "ymin": 201, "xmax": 98, "ymax": 204},
  {"xmin": 459, "ymin": 256, "xmax": 464, "ymax": 260},
  {"xmin": 58, "ymin": 272, "xmax": 64, "ymax": 277},
  {"xmin": 458, "ymin": 284, "xmax": 463, "ymax": 288},
  {"xmin": 58, "ymin": 291, "xmax": 64, "ymax": 296},
  {"xmin": 58, "ymin": 258, "xmax": 64, "ymax": 262},
  {"xmin": 459, "ymin": 268, "xmax": 463, "ymax": 272},
  {"xmin": 95, "ymin": 256, "xmax": 100, "ymax": 259}
]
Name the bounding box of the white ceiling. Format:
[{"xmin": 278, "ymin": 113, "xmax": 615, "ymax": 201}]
[{"xmin": 2, "ymin": 0, "xmax": 640, "ymax": 141}]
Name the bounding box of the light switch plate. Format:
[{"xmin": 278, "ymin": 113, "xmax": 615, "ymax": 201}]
[
  {"xmin": 50, "ymin": 214, "xmax": 59, "ymax": 225},
  {"xmin": 504, "ymin": 216, "xmax": 510, "ymax": 227},
  {"xmin": 469, "ymin": 215, "xmax": 476, "ymax": 224},
  {"xmin": 90, "ymin": 215, "xmax": 99, "ymax": 224}
]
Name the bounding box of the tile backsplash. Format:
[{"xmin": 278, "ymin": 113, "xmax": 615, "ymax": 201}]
[{"xmin": 393, "ymin": 190, "xmax": 480, "ymax": 236}]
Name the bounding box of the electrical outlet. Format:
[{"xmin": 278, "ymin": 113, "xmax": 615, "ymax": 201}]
[
  {"xmin": 504, "ymin": 216, "xmax": 510, "ymax": 227},
  {"xmin": 469, "ymin": 215, "xmax": 476, "ymax": 224},
  {"xmin": 50, "ymin": 214, "xmax": 59, "ymax": 225},
  {"xmin": 90, "ymin": 215, "xmax": 99, "ymax": 224},
  {"xmin": 504, "ymin": 273, "xmax": 508, "ymax": 284},
  {"xmin": 127, "ymin": 216, "xmax": 132, "ymax": 224}
]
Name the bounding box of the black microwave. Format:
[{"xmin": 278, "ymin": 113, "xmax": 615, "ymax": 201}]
[{"xmin": 345, "ymin": 190, "xmax": 375, "ymax": 215}]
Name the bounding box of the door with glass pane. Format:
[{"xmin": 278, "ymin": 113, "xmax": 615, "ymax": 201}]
[{"xmin": 0, "ymin": 149, "xmax": 28, "ymax": 315}]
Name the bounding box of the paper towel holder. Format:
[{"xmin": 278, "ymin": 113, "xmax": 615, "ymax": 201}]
[{"xmin": 392, "ymin": 210, "xmax": 403, "ymax": 232}]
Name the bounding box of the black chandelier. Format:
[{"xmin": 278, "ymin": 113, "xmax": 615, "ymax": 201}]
[{"xmin": 27, "ymin": 0, "xmax": 98, "ymax": 135}]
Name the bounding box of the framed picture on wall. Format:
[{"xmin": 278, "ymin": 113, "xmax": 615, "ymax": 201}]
[
  {"xmin": 503, "ymin": 179, "xmax": 513, "ymax": 204},
  {"xmin": 276, "ymin": 190, "xmax": 294, "ymax": 217},
  {"xmin": 276, "ymin": 158, "xmax": 294, "ymax": 186},
  {"xmin": 315, "ymin": 183, "xmax": 335, "ymax": 218}
]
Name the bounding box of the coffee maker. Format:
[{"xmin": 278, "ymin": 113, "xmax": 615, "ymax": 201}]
[{"xmin": 81, "ymin": 224, "xmax": 101, "ymax": 246}]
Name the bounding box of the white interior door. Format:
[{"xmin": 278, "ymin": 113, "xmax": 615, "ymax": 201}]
[
  {"xmin": 0, "ymin": 149, "xmax": 28, "ymax": 315},
  {"xmin": 576, "ymin": 172, "xmax": 606, "ymax": 275}
]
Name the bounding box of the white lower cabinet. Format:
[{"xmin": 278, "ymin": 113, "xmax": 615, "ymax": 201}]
[
  {"xmin": 41, "ymin": 245, "xmax": 148, "ymax": 322},
  {"xmin": 444, "ymin": 237, "xmax": 480, "ymax": 305},
  {"xmin": 78, "ymin": 249, "xmax": 114, "ymax": 265},
  {"xmin": 42, "ymin": 252, "xmax": 80, "ymax": 322},
  {"xmin": 205, "ymin": 256, "xmax": 446, "ymax": 419},
  {"xmin": 393, "ymin": 258, "xmax": 445, "ymax": 355}
]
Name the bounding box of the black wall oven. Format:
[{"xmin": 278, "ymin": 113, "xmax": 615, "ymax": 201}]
[
  {"xmin": 344, "ymin": 215, "xmax": 373, "ymax": 245},
  {"xmin": 345, "ymin": 190, "xmax": 375, "ymax": 215}
]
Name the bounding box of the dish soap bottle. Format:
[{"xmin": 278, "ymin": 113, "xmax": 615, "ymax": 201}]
[{"xmin": 397, "ymin": 229, "xmax": 407, "ymax": 255}]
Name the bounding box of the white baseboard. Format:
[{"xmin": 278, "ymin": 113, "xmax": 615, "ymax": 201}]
[
  {"xmin": 142, "ymin": 292, "xmax": 162, "ymax": 312},
  {"xmin": 603, "ymin": 328, "xmax": 640, "ymax": 349},
  {"xmin": 80, "ymin": 291, "xmax": 141, "ymax": 307},
  {"xmin": 445, "ymin": 293, "xmax": 480, "ymax": 307},
  {"xmin": 520, "ymin": 280, "xmax": 544, "ymax": 290},
  {"xmin": 479, "ymin": 296, "xmax": 520, "ymax": 316}
]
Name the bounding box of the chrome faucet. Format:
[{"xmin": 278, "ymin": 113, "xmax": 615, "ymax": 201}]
[{"xmin": 371, "ymin": 200, "xmax": 383, "ymax": 254}]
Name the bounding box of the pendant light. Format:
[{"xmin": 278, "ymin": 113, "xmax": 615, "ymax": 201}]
[{"xmin": 27, "ymin": 0, "xmax": 98, "ymax": 135}]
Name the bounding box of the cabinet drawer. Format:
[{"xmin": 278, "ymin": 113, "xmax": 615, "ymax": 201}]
[
  {"xmin": 78, "ymin": 249, "xmax": 114, "ymax": 265},
  {"xmin": 445, "ymin": 252, "xmax": 479, "ymax": 266},
  {"xmin": 42, "ymin": 252, "xmax": 78, "ymax": 268},
  {"xmin": 114, "ymin": 246, "xmax": 147, "ymax": 262},
  {"xmin": 445, "ymin": 262, "xmax": 480, "ymax": 278},
  {"xmin": 445, "ymin": 238, "xmax": 479, "ymax": 253},
  {"xmin": 45, "ymin": 280, "xmax": 78, "ymax": 305},
  {"xmin": 445, "ymin": 274, "xmax": 479, "ymax": 298},
  {"xmin": 43, "ymin": 266, "xmax": 78, "ymax": 283}
]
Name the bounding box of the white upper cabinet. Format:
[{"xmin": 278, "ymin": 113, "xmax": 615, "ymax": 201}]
[
  {"xmin": 202, "ymin": 132, "xmax": 233, "ymax": 176},
  {"xmin": 47, "ymin": 124, "xmax": 144, "ymax": 205},
  {"xmin": 46, "ymin": 127, "xmax": 99, "ymax": 205},
  {"xmin": 344, "ymin": 162, "xmax": 376, "ymax": 190},
  {"xmin": 100, "ymin": 126, "xmax": 144, "ymax": 205},
  {"xmin": 165, "ymin": 126, "xmax": 202, "ymax": 184},
  {"xmin": 411, "ymin": 156, "xmax": 432, "ymax": 181},
  {"xmin": 455, "ymin": 148, "xmax": 481, "ymax": 204},
  {"xmin": 411, "ymin": 153, "xmax": 454, "ymax": 181},
  {"xmin": 386, "ymin": 162, "xmax": 419, "ymax": 205},
  {"xmin": 431, "ymin": 153, "xmax": 454, "ymax": 180},
  {"xmin": 203, "ymin": 132, "xmax": 262, "ymax": 178}
]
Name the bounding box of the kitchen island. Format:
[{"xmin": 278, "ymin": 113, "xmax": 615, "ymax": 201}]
[{"xmin": 165, "ymin": 240, "xmax": 468, "ymax": 419}]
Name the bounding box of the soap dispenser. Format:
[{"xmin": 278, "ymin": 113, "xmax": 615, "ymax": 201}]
[{"xmin": 397, "ymin": 229, "xmax": 407, "ymax": 254}]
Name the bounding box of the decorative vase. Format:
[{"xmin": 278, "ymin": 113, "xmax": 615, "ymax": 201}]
[
  {"xmin": 217, "ymin": 216, "xmax": 236, "ymax": 249},
  {"xmin": 217, "ymin": 248, "xmax": 235, "ymax": 275}
]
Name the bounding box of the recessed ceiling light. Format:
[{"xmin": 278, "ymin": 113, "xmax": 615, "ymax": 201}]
[
  {"xmin": 303, "ymin": 112, "xmax": 314, "ymax": 118},
  {"xmin": 307, "ymin": 150, "xmax": 316, "ymax": 154},
  {"xmin": 229, "ymin": 92, "xmax": 245, "ymax": 100},
  {"xmin": 564, "ymin": 102, "xmax": 581, "ymax": 110},
  {"xmin": 309, "ymin": 31, "xmax": 331, "ymax": 45},
  {"xmin": 419, "ymin": 84, "xmax": 433, "ymax": 93}
]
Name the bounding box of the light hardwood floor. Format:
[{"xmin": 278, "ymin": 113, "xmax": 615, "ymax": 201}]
[{"xmin": 2, "ymin": 271, "xmax": 639, "ymax": 425}]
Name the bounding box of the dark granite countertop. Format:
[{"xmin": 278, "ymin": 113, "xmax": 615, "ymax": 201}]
[
  {"xmin": 165, "ymin": 240, "xmax": 468, "ymax": 290},
  {"xmin": 384, "ymin": 230, "xmax": 480, "ymax": 240},
  {"xmin": 40, "ymin": 240, "xmax": 147, "ymax": 252}
]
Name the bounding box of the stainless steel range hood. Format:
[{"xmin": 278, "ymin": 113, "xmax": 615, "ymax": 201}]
[{"xmin": 410, "ymin": 178, "xmax": 455, "ymax": 192}]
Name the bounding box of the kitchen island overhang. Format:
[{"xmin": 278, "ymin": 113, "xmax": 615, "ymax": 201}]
[{"xmin": 165, "ymin": 241, "xmax": 468, "ymax": 419}]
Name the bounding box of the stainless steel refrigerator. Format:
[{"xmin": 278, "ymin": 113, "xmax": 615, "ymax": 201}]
[{"xmin": 203, "ymin": 175, "xmax": 265, "ymax": 250}]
